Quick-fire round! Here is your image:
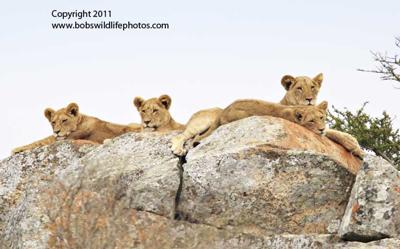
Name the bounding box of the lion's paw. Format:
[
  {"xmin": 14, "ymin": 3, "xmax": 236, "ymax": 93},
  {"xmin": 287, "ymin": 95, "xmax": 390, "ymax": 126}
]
[
  {"xmin": 103, "ymin": 139, "xmax": 112, "ymax": 145},
  {"xmin": 171, "ymin": 135, "xmax": 187, "ymax": 156},
  {"xmin": 352, "ymin": 147, "xmax": 365, "ymax": 160}
]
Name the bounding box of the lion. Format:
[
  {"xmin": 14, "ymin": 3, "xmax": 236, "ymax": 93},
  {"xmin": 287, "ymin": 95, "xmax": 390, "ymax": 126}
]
[
  {"xmin": 133, "ymin": 94, "xmax": 185, "ymax": 132},
  {"xmin": 170, "ymin": 101, "xmax": 328, "ymax": 156},
  {"xmin": 171, "ymin": 73, "xmax": 364, "ymax": 159},
  {"xmin": 279, "ymin": 73, "xmax": 323, "ymax": 106},
  {"xmin": 170, "ymin": 73, "xmax": 326, "ymax": 156},
  {"xmin": 133, "ymin": 94, "xmax": 221, "ymax": 155},
  {"xmin": 219, "ymin": 100, "xmax": 328, "ymax": 134},
  {"xmin": 279, "ymin": 73, "xmax": 364, "ymax": 158},
  {"xmin": 12, "ymin": 102, "xmax": 141, "ymax": 154}
]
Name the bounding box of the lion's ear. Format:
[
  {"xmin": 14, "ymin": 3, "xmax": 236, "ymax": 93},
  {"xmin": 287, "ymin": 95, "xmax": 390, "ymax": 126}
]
[
  {"xmin": 294, "ymin": 110, "xmax": 304, "ymax": 123},
  {"xmin": 281, "ymin": 75, "xmax": 296, "ymax": 90},
  {"xmin": 313, "ymin": 73, "xmax": 323, "ymax": 87},
  {"xmin": 67, "ymin": 103, "xmax": 79, "ymax": 117},
  {"xmin": 317, "ymin": 101, "xmax": 328, "ymax": 111},
  {"xmin": 133, "ymin": 97, "xmax": 144, "ymax": 109},
  {"xmin": 159, "ymin": 94, "xmax": 172, "ymax": 109},
  {"xmin": 44, "ymin": 108, "xmax": 55, "ymax": 121}
]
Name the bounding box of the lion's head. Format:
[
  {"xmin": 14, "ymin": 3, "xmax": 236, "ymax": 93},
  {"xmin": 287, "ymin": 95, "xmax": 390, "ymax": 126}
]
[
  {"xmin": 281, "ymin": 73, "xmax": 323, "ymax": 106},
  {"xmin": 44, "ymin": 103, "xmax": 82, "ymax": 139},
  {"xmin": 293, "ymin": 101, "xmax": 328, "ymax": 135},
  {"xmin": 133, "ymin": 94, "xmax": 173, "ymax": 131}
]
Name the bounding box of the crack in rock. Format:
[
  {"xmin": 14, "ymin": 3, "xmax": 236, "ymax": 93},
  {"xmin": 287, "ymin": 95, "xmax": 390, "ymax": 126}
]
[{"xmin": 174, "ymin": 155, "xmax": 186, "ymax": 220}]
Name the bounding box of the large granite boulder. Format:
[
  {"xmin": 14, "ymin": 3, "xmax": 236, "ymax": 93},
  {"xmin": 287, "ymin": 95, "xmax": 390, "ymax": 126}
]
[
  {"xmin": 339, "ymin": 155, "xmax": 400, "ymax": 242},
  {"xmin": 0, "ymin": 132, "xmax": 181, "ymax": 249},
  {"xmin": 0, "ymin": 141, "xmax": 96, "ymax": 249},
  {"xmin": 2, "ymin": 116, "xmax": 392, "ymax": 249},
  {"xmin": 177, "ymin": 116, "xmax": 358, "ymax": 236}
]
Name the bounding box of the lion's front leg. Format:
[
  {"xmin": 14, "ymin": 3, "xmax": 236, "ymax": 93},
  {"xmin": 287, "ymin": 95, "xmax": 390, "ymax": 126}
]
[
  {"xmin": 171, "ymin": 108, "xmax": 222, "ymax": 156},
  {"xmin": 325, "ymin": 129, "xmax": 365, "ymax": 159},
  {"xmin": 171, "ymin": 134, "xmax": 188, "ymax": 156},
  {"xmin": 170, "ymin": 119, "xmax": 210, "ymax": 156},
  {"xmin": 12, "ymin": 135, "xmax": 56, "ymax": 155}
]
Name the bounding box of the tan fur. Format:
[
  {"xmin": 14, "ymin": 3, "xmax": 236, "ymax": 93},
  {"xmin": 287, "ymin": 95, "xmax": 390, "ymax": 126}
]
[
  {"xmin": 171, "ymin": 73, "xmax": 363, "ymax": 159},
  {"xmin": 170, "ymin": 74, "xmax": 324, "ymax": 156},
  {"xmin": 220, "ymin": 100, "xmax": 328, "ymax": 134},
  {"xmin": 324, "ymin": 129, "xmax": 364, "ymax": 158},
  {"xmin": 280, "ymin": 73, "xmax": 323, "ymax": 106},
  {"xmin": 171, "ymin": 107, "xmax": 223, "ymax": 156},
  {"xmin": 12, "ymin": 103, "xmax": 141, "ymax": 154},
  {"xmin": 170, "ymin": 101, "xmax": 327, "ymax": 156},
  {"xmin": 133, "ymin": 94, "xmax": 185, "ymax": 132},
  {"xmin": 328, "ymin": 129, "xmax": 364, "ymax": 158},
  {"xmin": 279, "ymin": 73, "xmax": 364, "ymax": 158},
  {"xmin": 171, "ymin": 74, "xmax": 323, "ymax": 155}
]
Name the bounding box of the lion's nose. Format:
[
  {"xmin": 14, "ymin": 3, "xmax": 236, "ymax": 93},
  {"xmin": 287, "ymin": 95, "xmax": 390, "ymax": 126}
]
[
  {"xmin": 54, "ymin": 130, "xmax": 61, "ymax": 135},
  {"xmin": 144, "ymin": 120, "xmax": 150, "ymax": 125},
  {"xmin": 306, "ymin": 97, "xmax": 313, "ymax": 102}
]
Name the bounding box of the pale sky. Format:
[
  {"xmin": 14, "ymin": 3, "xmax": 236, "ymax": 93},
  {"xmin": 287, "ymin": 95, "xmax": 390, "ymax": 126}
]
[{"xmin": 0, "ymin": 0, "xmax": 399, "ymax": 159}]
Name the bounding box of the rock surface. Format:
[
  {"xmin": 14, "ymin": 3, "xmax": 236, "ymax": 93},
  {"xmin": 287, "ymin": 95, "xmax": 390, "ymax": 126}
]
[
  {"xmin": 0, "ymin": 132, "xmax": 180, "ymax": 249},
  {"xmin": 339, "ymin": 238, "xmax": 400, "ymax": 248},
  {"xmin": 0, "ymin": 141, "xmax": 95, "ymax": 249},
  {"xmin": 185, "ymin": 116, "xmax": 362, "ymax": 174},
  {"xmin": 339, "ymin": 155, "xmax": 400, "ymax": 242},
  {"xmin": 178, "ymin": 116, "xmax": 355, "ymax": 235},
  {"xmin": 0, "ymin": 116, "xmax": 395, "ymax": 249}
]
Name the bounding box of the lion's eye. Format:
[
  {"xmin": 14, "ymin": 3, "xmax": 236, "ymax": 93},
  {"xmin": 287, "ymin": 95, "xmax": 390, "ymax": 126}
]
[
  {"xmin": 297, "ymin": 87, "xmax": 303, "ymax": 91},
  {"xmin": 153, "ymin": 109, "xmax": 159, "ymax": 113},
  {"xmin": 309, "ymin": 119, "xmax": 315, "ymax": 123},
  {"xmin": 62, "ymin": 119, "xmax": 67, "ymax": 123},
  {"xmin": 311, "ymin": 86, "xmax": 315, "ymax": 90},
  {"xmin": 51, "ymin": 122, "xmax": 56, "ymax": 125},
  {"xmin": 141, "ymin": 110, "xmax": 146, "ymax": 113},
  {"xmin": 320, "ymin": 116, "xmax": 323, "ymax": 120}
]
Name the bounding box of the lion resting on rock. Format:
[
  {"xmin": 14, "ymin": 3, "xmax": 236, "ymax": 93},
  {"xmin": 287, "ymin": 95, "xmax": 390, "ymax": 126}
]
[
  {"xmin": 171, "ymin": 73, "xmax": 364, "ymax": 159},
  {"xmin": 12, "ymin": 103, "xmax": 141, "ymax": 154},
  {"xmin": 133, "ymin": 94, "xmax": 185, "ymax": 132},
  {"xmin": 171, "ymin": 100, "xmax": 328, "ymax": 156},
  {"xmin": 279, "ymin": 73, "xmax": 364, "ymax": 158},
  {"xmin": 132, "ymin": 94, "xmax": 223, "ymax": 155},
  {"xmin": 220, "ymin": 100, "xmax": 328, "ymax": 134}
]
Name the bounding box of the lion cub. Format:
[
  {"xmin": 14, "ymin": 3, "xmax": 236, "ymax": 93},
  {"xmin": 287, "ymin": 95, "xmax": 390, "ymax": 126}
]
[
  {"xmin": 171, "ymin": 73, "xmax": 363, "ymax": 159},
  {"xmin": 220, "ymin": 100, "xmax": 328, "ymax": 134},
  {"xmin": 170, "ymin": 101, "xmax": 328, "ymax": 156},
  {"xmin": 12, "ymin": 102, "xmax": 141, "ymax": 154},
  {"xmin": 133, "ymin": 94, "xmax": 185, "ymax": 132},
  {"xmin": 133, "ymin": 95, "xmax": 221, "ymax": 155},
  {"xmin": 279, "ymin": 73, "xmax": 364, "ymax": 158},
  {"xmin": 280, "ymin": 73, "xmax": 323, "ymax": 106}
]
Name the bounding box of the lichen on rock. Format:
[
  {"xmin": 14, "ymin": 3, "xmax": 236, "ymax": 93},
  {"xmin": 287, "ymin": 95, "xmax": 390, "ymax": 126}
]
[
  {"xmin": 0, "ymin": 116, "xmax": 397, "ymax": 249},
  {"xmin": 339, "ymin": 155, "xmax": 400, "ymax": 242}
]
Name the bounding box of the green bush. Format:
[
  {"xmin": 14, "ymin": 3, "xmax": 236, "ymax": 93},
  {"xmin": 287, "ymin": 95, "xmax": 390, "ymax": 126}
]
[{"xmin": 328, "ymin": 103, "xmax": 400, "ymax": 169}]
